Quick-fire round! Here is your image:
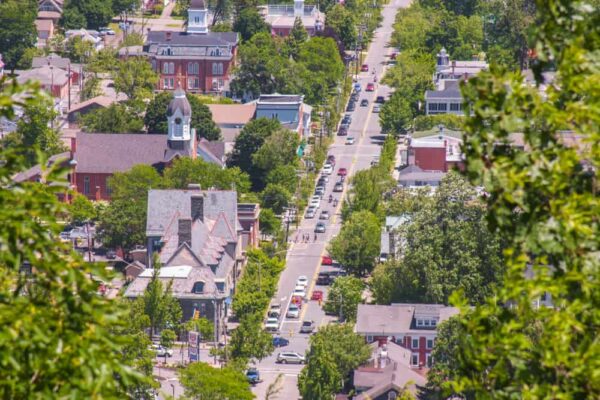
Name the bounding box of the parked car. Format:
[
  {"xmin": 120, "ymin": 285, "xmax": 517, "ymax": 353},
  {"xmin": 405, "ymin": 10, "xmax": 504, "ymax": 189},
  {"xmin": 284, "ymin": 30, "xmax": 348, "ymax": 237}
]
[
  {"xmin": 269, "ymin": 303, "xmax": 282, "ymax": 318},
  {"xmin": 150, "ymin": 345, "xmax": 173, "ymax": 357},
  {"xmin": 366, "ymin": 83, "xmax": 375, "ymax": 91},
  {"xmin": 321, "ymin": 172, "xmax": 331, "ymax": 181},
  {"xmin": 345, "ymin": 137, "xmax": 355, "ymax": 145},
  {"xmin": 296, "ymin": 275, "xmax": 309, "ymax": 288},
  {"xmin": 376, "ymin": 96, "xmax": 385, "ymax": 103},
  {"xmin": 333, "ymin": 182, "xmax": 344, "ymax": 192},
  {"xmin": 300, "ymin": 320, "xmax": 315, "ymax": 333},
  {"xmin": 246, "ymin": 368, "xmax": 260, "ymax": 384},
  {"xmin": 317, "ymin": 272, "xmax": 331, "ymax": 285},
  {"xmin": 370, "ymin": 156, "xmax": 380, "ymax": 166},
  {"xmin": 338, "ymin": 168, "xmax": 348, "ymax": 176},
  {"xmin": 361, "ymin": 64, "xmax": 369, "ymax": 72},
  {"xmin": 99, "ymin": 27, "xmax": 115, "ymax": 35},
  {"xmin": 346, "ymin": 101, "xmax": 356, "ymax": 112},
  {"xmin": 305, "ymin": 207, "xmax": 316, "ymax": 219},
  {"xmin": 354, "ymin": 83, "xmax": 362, "ymax": 92},
  {"xmin": 322, "ymin": 255, "xmax": 333, "ymax": 265},
  {"xmin": 273, "ymin": 336, "xmax": 290, "ymax": 347},
  {"xmin": 360, "ymin": 99, "xmax": 369, "ymax": 107},
  {"xmin": 314, "ymin": 186, "xmax": 325, "ymax": 197},
  {"xmin": 286, "ymin": 304, "xmax": 300, "ymax": 318},
  {"xmin": 311, "ymin": 290, "xmax": 324, "ymax": 301},
  {"xmin": 373, "ymin": 104, "xmax": 381, "ymax": 113},
  {"xmin": 309, "ymin": 196, "xmax": 321, "ymax": 209},
  {"xmin": 265, "ymin": 317, "xmax": 279, "ymax": 332},
  {"xmin": 326, "ymin": 155, "xmax": 336, "ymax": 165},
  {"xmin": 276, "ymin": 352, "xmax": 305, "ymax": 364},
  {"xmin": 319, "ymin": 210, "xmax": 330, "ymax": 220},
  {"xmin": 338, "ymin": 126, "xmax": 348, "ymax": 136},
  {"xmin": 323, "ymin": 164, "xmax": 333, "ymax": 175},
  {"xmin": 314, "ymin": 222, "xmax": 326, "ymax": 233},
  {"xmin": 293, "ymin": 286, "xmax": 307, "ymax": 299}
]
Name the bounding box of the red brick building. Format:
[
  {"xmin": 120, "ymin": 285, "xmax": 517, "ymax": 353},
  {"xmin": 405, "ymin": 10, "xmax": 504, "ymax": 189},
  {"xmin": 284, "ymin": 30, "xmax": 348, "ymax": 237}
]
[{"xmin": 143, "ymin": 0, "xmax": 239, "ymax": 94}]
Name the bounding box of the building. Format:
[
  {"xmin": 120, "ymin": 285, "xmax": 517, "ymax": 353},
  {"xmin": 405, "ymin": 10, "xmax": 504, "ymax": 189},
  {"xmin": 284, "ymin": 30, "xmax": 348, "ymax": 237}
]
[
  {"xmin": 355, "ymin": 303, "xmax": 459, "ymax": 368},
  {"xmin": 206, "ymin": 103, "xmax": 256, "ymax": 144},
  {"xmin": 143, "ymin": 0, "xmax": 239, "ymax": 94},
  {"xmin": 407, "ymin": 128, "xmax": 464, "ymax": 172},
  {"xmin": 67, "ymin": 95, "xmax": 114, "ymax": 127},
  {"xmin": 70, "ymin": 88, "xmax": 198, "ymax": 199},
  {"xmin": 397, "ymin": 165, "xmax": 446, "ymax": 188},
  {"xmin": 124, "ymin": 185, "xmax": 260, "ymax": 339},
  {"xmin": 32, "ymin": 53, "xmax": 80, "ymax": 84},
  {"xmin": 65, "ymin": 29, "xmax": 104, "ymax": 51},
  {"xmin": 260, "ymin": 0, "xmax": 324, "ymax": 37},
  {"xmin": 255, "ymin": 94, "xmax": 312, "ymax": 138},
  {"xmin": 197, "ymin": 137, "xmax": 226, "ymax": 167},
  {"xmin": 38, "ymin": 0, "xmax": 63, "ymax": 14},
  {"xmin": 425, "ymin": 80, "xmax": 463, "ymax": 116},
  {"xmin": 16, "ymin": 65, "xmax": 70, "ymax": 103},
  {"xmin": 379, "ymin": 215, "xmax": 410, "ymax": 262},
  {"xmin": 352, "ymin": 342, "xmax": 427, "ymax": 399},
  {"xmin": 35, "ymin": 18, "xmax": 55, "ymax": 47}
]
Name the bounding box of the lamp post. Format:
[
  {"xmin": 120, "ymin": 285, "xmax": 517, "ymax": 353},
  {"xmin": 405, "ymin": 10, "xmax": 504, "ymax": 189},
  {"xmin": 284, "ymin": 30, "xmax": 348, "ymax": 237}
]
[{"xmin": 170, "ymin": 383, "xmax": 175, "ymax": 399}]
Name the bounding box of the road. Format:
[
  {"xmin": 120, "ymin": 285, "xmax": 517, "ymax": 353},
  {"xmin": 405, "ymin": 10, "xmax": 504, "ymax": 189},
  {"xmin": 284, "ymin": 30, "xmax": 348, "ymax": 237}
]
[{"xmin": 251, "ymin": 0, "xmax": 409, "ymax": 398}]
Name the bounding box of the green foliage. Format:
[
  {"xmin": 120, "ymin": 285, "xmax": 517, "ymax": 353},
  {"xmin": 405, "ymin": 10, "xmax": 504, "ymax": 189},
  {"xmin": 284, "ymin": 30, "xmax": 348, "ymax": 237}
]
[
  {"xmin": 185, "ymin": 317, "xmax": 214, "ymax": 341},
  {"xmin": 323, "ymin": 276, "xmax": 364, "ymax": 322},
  {"xmin": 0, "ymin": 0, "xmax": 37, "ymax": 71},
  {"xmin": 383, "ymin": 49, "xmax": 435, "ymax": 108},
  {"xmin": 62, "ymin": 0, "xmax": 114, "ymax": 30},
  {"xmin": 68, "ymin": 193, "xmax": 97, "ymax": 224},
  {"xmin": 121, "ymin": 32, "xmax": 145, "ymax": 47},
  {"xmin": 297, "ymin": 37, "xmax": 345, "ymax": 104},
  {"xmin": 87, "ymin": 48, "xmax": 118, "ymax": 74},
  {"xmin": 258, "ymin": 208, "xmax": 281, "ymax": 236},
  {"xmin": 252, "ymin": 128, "xmax": 300, "ymax": 172},
  {"xmin": 140, "ymin": 265, "xmax": 183, "ymax": 336},
  {"xmin": 0, "ymin": 79, "xmax": 151, "ymax": 398},
  {"xmin": 80, "ymin": 76, "xmax": 102, "ymax": 101},
  {"xmin": 266, "ymin": 164, "xmax": 298, "ymax": 194},
  {"xmin": 229, "ymin": 312, "xmax": 274, "ymax": 362},
  {"xmin": 144, "ymin": 91, "xmax": 172, "ymax": 133},
  {"xmin": 179, "ymin": 362, "xmax": 254, "ymax": 400},
  {"xmin": 65, "ymin": 35, "xmax": 96, "ymax": 63},
  {"xmin": 113, "ymin": 57, "xmax": 159, "ymax": 100},
  {"xmin": 379, "ymin": 92, "xmax": 414, "ymax": 135},
  {"xmin": 159, "ymin": 328, "xmax": 177, "ymax": 349},
  {"xmin": 286, "ymin": 17, "xmax": 308, "ymax": 60},
  {"xmin": 299, "ymin": 324, "xmax": 371, "ymax": 398},
  {"xmin": 15, "ymin": 47, "xmax": 45, "ymax": 71},
  {"xmin": 261, "ymin": 183, "xmax": 291, "ymax": 215},
  {"xmin": 113, "ymin": 0, "xmax": 142, "ymax": 16},
  {"xmin": 233, "ymin": 7, "xmax": 271, "ymax": 41},
  {"xmin": 371, "ymin": 172, "xmax": 504, "ymax": 304},
  {"xmin": 81, "ymin": 102, "xmax": 144, "ymax": 133},
  {"xmin": 413, "ymin": 114, "xmax": 464, "ymax": 131},
  {"xmin": 328, "ymin": 210, "xmax": 381, "ymax": 276},
  {"xmin": 60, "ymin": 7, "xmax": 87, "ymax": 30},
  {"xmin": 325, "ymin": 4, "xmax": 357, "ymax": 48},
  {"xmin": 445, "ymin": 1, "xmax": 600, "ymax": 398},
  {"xmin": 162, "ymin": 157, "xmax": 251, "ymax": 192}
]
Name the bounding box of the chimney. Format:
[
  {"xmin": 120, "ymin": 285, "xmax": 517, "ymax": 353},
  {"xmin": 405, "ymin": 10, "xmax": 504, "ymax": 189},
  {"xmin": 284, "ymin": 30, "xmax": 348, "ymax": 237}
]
[
  {"xmin": 191, "ymin": 194, "xmax": 204, "ymax": 222},
  {"xmin": 70, "ymin": 136, "xmax": 77, "ymax": 157},
  {"xmin": 166, "ymin": 31, "xmax": 172, "ymax": 41},
  {"xmin": 451, "ymin": 60, "xmax": 456, "ymax": 75},
  {"xmin": 187, "ymin": 183, "xmax": 201, "ymax": 190},
  {"xmin": 178, "ymin": 218, "xmax": 192, "ymax": 246}
]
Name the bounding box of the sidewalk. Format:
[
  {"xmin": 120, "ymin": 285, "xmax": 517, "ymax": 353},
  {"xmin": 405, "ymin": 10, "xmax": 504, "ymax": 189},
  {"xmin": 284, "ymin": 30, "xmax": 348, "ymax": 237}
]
[{"xmin": 161, "ymin": 0, "xmax": 176, "ymax": 18}]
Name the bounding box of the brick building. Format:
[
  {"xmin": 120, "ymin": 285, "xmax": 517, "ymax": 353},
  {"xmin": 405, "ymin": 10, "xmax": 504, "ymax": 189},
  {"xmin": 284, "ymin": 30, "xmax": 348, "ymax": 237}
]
[
  {"xmin": 143, "ymin": 0, "xmax": 239, "ymax": 94},
  {"xmin": 260, "ymin": 0, "xmax": 324, "ymax": 37},
  {"xmin": 355, "ymin": 303, "xmax": 459, "ymax": 368}
]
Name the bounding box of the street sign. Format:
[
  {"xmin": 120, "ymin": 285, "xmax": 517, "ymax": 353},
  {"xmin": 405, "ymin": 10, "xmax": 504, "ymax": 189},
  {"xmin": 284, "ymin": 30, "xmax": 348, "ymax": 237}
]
[
  {"xmin": 188, "ymin": 346, "xmax": 199, "ymax": 362},
  {"xmin": 189, "ymin": 331, "xmax": 199, "ymax": 348}
]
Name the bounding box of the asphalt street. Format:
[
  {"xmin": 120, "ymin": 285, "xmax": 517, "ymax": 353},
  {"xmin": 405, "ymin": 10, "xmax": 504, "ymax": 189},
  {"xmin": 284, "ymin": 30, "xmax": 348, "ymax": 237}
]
[{"xmin": 251, "ymin": 0, "xmax": 410, "ymax": 398}]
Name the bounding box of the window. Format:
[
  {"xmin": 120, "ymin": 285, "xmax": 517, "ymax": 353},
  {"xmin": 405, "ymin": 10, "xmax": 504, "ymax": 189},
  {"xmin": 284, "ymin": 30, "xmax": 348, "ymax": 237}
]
[
  {"xmin": 427, "ymin": 339, "xmax": 434, "ymax": 349},
  {"xmin": 188, "ymin": 77, "xmax": 199, "ymax": 90},
  {"xmin": 163, "ymin": 78, "xmax": 174, "ymax": 89},
  {"xmin": 412, "ymin": 338, "xmax": 419, "ymax": 349},
  {"xmin": 366, "ymin": 335, "xmax": 373, "ymax": 342},
  {"xmin": 192, "ymin": 282, "xmax": 205, "ymax": 294},
  {"xmin": 426, "ymin": 354, "xmax": 433, "ymax": 367},
  {"xmin": 106, "ymin": 182, "xmax": 112, "ymax": 196},
  {"xmin": 438, "ymin": 103, "xmax": 448, "ymax": 111},
  {"xmin": 83, "ymin": 176, "xmax": 90, "ymax": 195},
  {"xmin": 450, "ymin": 103, "xmax": 461, "ymax": 111},
  {"xmin": 428, "ymin": 102, "xmax": 438, "ymax": 111},
  {"xmin": 163, "ymin": 62, "xmax": 174, "ymax": 75},
  {"xmin": 388, "ymin": 393, "xmax": 397, "ymax": 400},
  {"xmin": 411, "ymin": 353, "xmax": 419, "ymax": 366},
  {"xmin": 188, "ymin": 62, "xmax": 199, "ymax": 75},
  {"xmin": 416, "ymin": 319, "xmax": 423, "ymax": 327},
  {"xmin": 424, "ymin": 319, "xmax": 431, "ymax": 327},
  {"xmin": 194, "ymin": 16, "xmax": 200, "ymax": 23},
  {"xmin": 431, "ymin": 319, "xmax": 437, "ymax": 327},
  {"xmin": 212, "ymin": 62, "xmax": 223, "ymax": 75},
  {"xmin": 216, "ymin": 282, "xmax": 225, "ymax": 293}
]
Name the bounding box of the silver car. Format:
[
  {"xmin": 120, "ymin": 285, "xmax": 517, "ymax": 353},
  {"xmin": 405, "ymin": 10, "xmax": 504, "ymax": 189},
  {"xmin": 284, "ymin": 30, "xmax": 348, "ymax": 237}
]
[
  {"xmin": 286, "ymin": 304, "xmax": 300, "ymax": 318},
  {"xmin": 276, "ymin": 352, "xmax": 305, "ymax": 364},
  {"xmin": 300, "ymin": 320, "xmax": 315, "ymax": 333}
]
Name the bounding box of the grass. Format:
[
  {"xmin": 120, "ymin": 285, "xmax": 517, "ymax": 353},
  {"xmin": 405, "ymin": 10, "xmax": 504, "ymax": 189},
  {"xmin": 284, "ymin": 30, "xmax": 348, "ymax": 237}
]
[{"xmin": 166, "ymin": 23, "xmax": 181, "ymax": 28}]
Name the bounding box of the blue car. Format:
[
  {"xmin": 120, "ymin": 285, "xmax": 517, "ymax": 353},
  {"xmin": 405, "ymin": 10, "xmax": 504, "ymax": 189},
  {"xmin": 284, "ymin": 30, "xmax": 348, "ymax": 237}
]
[
  {"xmin": 273, "ymin": 336, "xmax": 290, "ymax": 347},
  {"xmin": 246, "ymin": 368, "xmax": 260, "ymax": 384},
  {"xmin": 354, "ymin": 83, "xmax": 361, "ymax": 92}
]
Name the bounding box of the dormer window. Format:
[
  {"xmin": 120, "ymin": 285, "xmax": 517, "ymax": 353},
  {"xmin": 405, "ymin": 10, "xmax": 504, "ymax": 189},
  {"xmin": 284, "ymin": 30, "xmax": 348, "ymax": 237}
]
[{"xmin": 192, "ymin": 281, "xmax": 205, "ymax": 294}]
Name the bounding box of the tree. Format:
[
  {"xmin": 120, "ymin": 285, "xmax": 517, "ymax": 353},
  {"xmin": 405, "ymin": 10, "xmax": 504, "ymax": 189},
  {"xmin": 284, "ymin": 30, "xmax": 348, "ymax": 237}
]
[
  {"xmin": 252, "ymin": 128, "xmax": 300, "ymax": 172},
  {"xmin": 160, "ymin": 328, "xmax": 177, "ymax": 350},
  {"xmin": 261, "ymin": 183, "xmax": 291, "ymax": 215},
  {"xmin": 299, "ymin": 324, "xmax": 371, "ymax": 398},
  {"xmin": 184, "ymin": 317, "xmax": 214, "ymax": 341},
  {"xmin": 179, "ymin": 362, "xmax": 254, "ymax": 400},
  {"xmin": 80, "ymin": 103, "xmax": 144, "ymax": 133},
  {"xmin": 162, "ymin": 157, "xmax": 251, "ymax": 192},
  {"xmin": 97, "ymin": 165, "xmax": 162, "ymax": 254},
  {"xmin": 144, "ymin": 91, "xmax": 172, "ymax": 134},
  {"xmin": 68, "ymin": 193, "xmax": 97, "ymax": 224},
  {"xmin": 328, "ymin": 210, "xmax": 381, "ymax": 276},
  {"xmin": 141, "ymin": 265, "xmax": 183, "ymax": 336},
  {"xmin": 113, "ymin": 0, "xmax": 141, "ymax": 17},
  {"xmin": 113, "ymin": 57, "xmax": 159, "ymax": 100},
  {"xmin": 379, "ymin": 92, "xmax": 414, "ymax": 135},
  {"xmin": 233, "ymin": 7, "xmax": 271, "ymax": 42},
  {"xmin": 325, "ymin": 4, "xmax": 357, "ymax": 48},
  {"xmin": 209, "ymin": 0, "xmax": 233, "ymax": 26},
  {"xmin": 0, "ymin": 0, "xmax": 37, "ymax": 71},
  {"xmin": 229, "ymin": 313, "xmax": 274, "ymax": 362},
  {"xmin": 297, "ymin": 37, "xmax": 344, "ymax": 104},
  {"xmin": 62, "ymin": 0, "xmax": 114, "ymax": 30},
  {"xmin": 65, "ymin": 36, "xmax": 96, "ymax": 63},
  {"xmin": 258, "ymin": 208, "xmax": 280, "ymax": 236},
  {"xmin": 87, "ymin": 48, "xmax": 118, "ymax": 74},
  {"xmin": 286, "ymin": 17, "xmax": 308, "ymax": 60},
  {"xmin": 80, "ymin": 76, "xmax": 102, "ymax": 101},
  {"xmin": 382, "ymin": 50, "xmax": 435, "ymax": 111},
  {"xmin": 0, "ymin": 80, "xmax": 151, "ymax": 398},
  {"xmin": 60, "ymin": 7, "xmax": 88, "ymax": 30},
  {"xmin": 266, "ymin": 164, "xmax": 298, "ymax": 194},
  {"xmin": 323, "ymin": 276, "xmax": 364, "ymax": 322}
]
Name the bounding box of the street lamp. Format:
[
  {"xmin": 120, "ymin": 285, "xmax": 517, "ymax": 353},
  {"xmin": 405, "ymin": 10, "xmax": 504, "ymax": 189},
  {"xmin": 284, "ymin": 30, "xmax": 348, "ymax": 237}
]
[{"xmin": 170, "ymin": 383, "xmax": 175, "ymax": 398}]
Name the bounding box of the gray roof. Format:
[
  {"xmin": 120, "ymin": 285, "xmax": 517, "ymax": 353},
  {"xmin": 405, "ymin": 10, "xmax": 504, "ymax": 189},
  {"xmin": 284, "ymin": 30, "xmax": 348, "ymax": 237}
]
[
  {"xmin": 425, "ymin": 88, "xmax": 462, "ymax": 100},
  {"xmin": 398, "ymin": 165, "xmax": 446, "ymax": 182},
  {"xmin": 167, "ymin": 88, "xmax": 192, "ymax": 116},
  {"xmin": 257, "ymin": 94, "xmax": 303, "ymax": 104},
  {"xmin": 74, "ymin": 132, "xmax": 170, "ymax": 174},
  {"xmin": 17, "ymin": 65, "xmax": 69, "ymax": 86},
  {"xmin": 146, "ymin": 31, "xmax": 238, "ymax": 48},
  {"xmin": 198, "ymin": 138, "xmax": 225, "ymax": 166},
  {"xmin": 355, "ymin": 304, "xmax": 415, "ymax": 335},
  {"xmin": 12, "ymin": 151, "xmax": 70, "ymax": 183},
  {"xmin": 190, "ymin": 0, "xmax": 206, "ymax": 8}
]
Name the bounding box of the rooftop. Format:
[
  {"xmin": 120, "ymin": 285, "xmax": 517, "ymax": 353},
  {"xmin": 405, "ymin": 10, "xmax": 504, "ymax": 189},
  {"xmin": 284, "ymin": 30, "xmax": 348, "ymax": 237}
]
[
  {"xmin": 355, "ymin": 303, "xmax": 459, "ymax": 334},
  {"xmin": 17, "ymin": 65, "xmax": 69, "ymax": 87},
  {"xmin": 206, "ymin": 103, "xmax": 256, "ymax": 125}
]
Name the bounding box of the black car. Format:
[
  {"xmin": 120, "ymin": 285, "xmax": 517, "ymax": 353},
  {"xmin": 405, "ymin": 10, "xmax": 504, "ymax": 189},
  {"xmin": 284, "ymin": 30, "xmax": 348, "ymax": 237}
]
[
  {"xmin": 333, "ymin": 182, "xmax": 344, "ymax": 192},
  {"xmin": 338, "ymin": 127, "xmax": 348, "ymax": 136},
  {"xmin": 346, "ymin": 102, "xmax": 356, "ymax": 112},
  {"xmin": 360, "ymin": 99, "xmax": 369, "ymax": 107},
  {"xmin": 375, "ymin": 96, "xmax": 385, "ymax": 104},
  {"xmin": 317, "ymin": 272, "xmax": 331, "ymax": 285}
]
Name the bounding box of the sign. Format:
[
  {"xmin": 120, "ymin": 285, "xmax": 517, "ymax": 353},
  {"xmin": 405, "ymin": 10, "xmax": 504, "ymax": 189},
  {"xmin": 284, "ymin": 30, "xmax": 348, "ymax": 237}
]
[
  {"xmin": 189, "ymin": 331, "xmax": 199, "ymax": 348},
  {"xmin": 188, "ymin": 346, "xmax": 199, "ymax": 362},
  {"xmin": 193, "ymin": 309, "xmax": 200, "ymax": 320}
]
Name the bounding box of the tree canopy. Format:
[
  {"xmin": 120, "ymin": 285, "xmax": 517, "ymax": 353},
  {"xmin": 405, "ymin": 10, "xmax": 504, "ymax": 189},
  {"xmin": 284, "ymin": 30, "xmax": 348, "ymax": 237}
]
[
  {"xmin": 80, "ymin": 103, "xmax": 144, "ymax": 133},
  {"xmin": 0, "ymin": 0, "xmax": 37, "ymax": 71},
  {"xmin": 233, "ymin": 7, "xmax": 271, "ymax": 42},
  {"xmin": 61, "ymin": 0, "xmax": 114, "ymax": 30},
  {"xmin": 179, "ymin": 362, "xmax": 254, "ymax": 400},
  {"xmin": 323, "ymin": 275, "xmax": 365, "ymax": 322},
  {"xmin": 113, "ymin": 57, "xmax": 159, "ymax": 100},
  {"xmin": 162, "ymin": 157, "xmax": 250, "ymax": 192}
]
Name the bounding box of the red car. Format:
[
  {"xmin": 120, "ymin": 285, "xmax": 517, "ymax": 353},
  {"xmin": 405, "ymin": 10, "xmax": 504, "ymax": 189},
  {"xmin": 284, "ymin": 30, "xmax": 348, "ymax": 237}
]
[
  {"xmin": 366, "ymin": 83, "xmax": 375, "ymax": 92},
  {"xmin": 390, "ymin": 52, "xmax": 397, "ymax": 60},
  {"xmin": 322, "ymin": 255, "xmax": 333, "ymax": 265},
  {"xmin": 337, "ymin": 168, "xmax": 348, "ymax": 176},
  {"xmin": 361, "ymin": 64, "xmax": 369, "ymax": 72},
  {"xmin": 311, "ymin": 290, "xmax": 324, "ymax": 301}
]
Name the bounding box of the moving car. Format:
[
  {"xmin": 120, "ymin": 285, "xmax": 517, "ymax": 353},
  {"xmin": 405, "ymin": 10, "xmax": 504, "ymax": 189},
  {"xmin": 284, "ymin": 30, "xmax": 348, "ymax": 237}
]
[
  {"xmin": 376, "ymin": 96, "xmax": 385, "ymax": 103},
  {"xmin": 333, "ymin": 182, "xmax": 344, "ymax": 192},
  {"xmin": 338, "ymin": 168, "xmax": 348, "ymax": 176},
  {"xmin": 373, "ymin": 104, "xmax": 381, "ymax": 113},
  {"xmin": 293, "ymin": 286, "xmax": 307, "ymax": 299},
  {"xmin": 354, "ymin": 83, "xmax": 361, "ymax": 92},
  {"xmin": 314, "ymin": 186, "xmax": 325, "ymax": 197},
  {"xmin": 311, "ymin": 290, "xmax": 324, "ymax": 301},
  {"xmin": 150, "ymin": 344, "xmax": 173, "ymax": 357},
  {"xmin": 273, "ymin": 336, "xmax": 290, "ymax": 347},
  {"xmin": 323, "ymin": 164, "xmax": 333, "ymax": 175},
  {"xmin": 265, "ymin": 317, "xmax": 279, "ymax": 332},
  {"xmin": 305, "ymin": 207, "xmax": 316, "ymax": 219},
  {"xmin": 361, "ymin": 64, "xmax": 369, "ymax": 72},
  {"xmin": 276, "ymin": 352, "xmax": 305, "ymax": 364},
  {"xmin": 345, "ymin": 137, "xmax": 355, "ymax": 145},
  {"xmin": 286, "ymin": 304, "xmax": 300, "ymax": 318},
  {"xmin": 319, "ymin": 210, "xmax": 330, "ymax": 220},
  {"xmin": 326, "ymin": 155, "xmax": 336, "ymax": 165},
  {"xmin": 268, "ymin": 303, "xmax": 282, "ymax": 318},
  {"xmin": 360, "ymin": 99, "xmax": 369, "ymax": 107},
  {"xmin": 300, "ymin": 320, "xmax": 315, "ymax": 333},
  {"xmin": 296, "ymin": 276, "xmax": 309, "ymax": 288},
  {"xmin": 314, "ymin": 222, "xmax": 326, "ymax": 233},
  {"xmin": 366, "ymin": 83, "xmax": 375, "ymax": 91},
  {"xmin": 309, "ymin": 196, "xmax": 321, "ymax": 209},
  {"xmin": 246, "ymin": 368, "xmax": 260, "ymax": 384}
]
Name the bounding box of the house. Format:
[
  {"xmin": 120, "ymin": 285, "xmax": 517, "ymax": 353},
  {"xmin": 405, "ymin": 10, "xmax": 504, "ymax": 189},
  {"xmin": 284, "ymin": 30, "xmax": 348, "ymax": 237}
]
[
  {"xmin": 16, "ymin": 65, "xmax": 70, "ymax": 103},
  {"xmin": 206, "ymin": 103, "xmax": 256, "ymax": 144},
  {"xmin": 143, "ymin": 0, "xmax": 239, "ymax": 94},
  {"xmin": 67, "ymin": 95, "xmax": 115, "ymax": 127},
  {"xmin": 407, "ymin": 128, "xmax": 464, "ymax": 172},
  {"xmin": 35, "ymin": 18, "xmax": 54, "ymax": 47},
  {"xmin": 124, "ymin": 185, "xmax": 260, "ymax": 339},
  {"xmin": 425, "ymin": 81, "xmax": 463, "ymax": 116},
  {"xmin": 197, "ymin": 138, "xmax": 226, "ymax": 167},
  {"xmin": 260, "ymin": 0, "xmax": 324, "ymax": 37},
  {"xmin": 38, "ymin": 0, "xmax": 63, "ymax": 14},
  {"xmin": 32, "ymin": 54, "xmax": 80, "ymax": 84},
  {"xmin": 255, "ymin": 94, "xmax": 312, "ymax": 138},
  {"xmin": 355, "ymin": 303, "xmax": 459, "ymax": 368},
  {"xmin": 379, "ymin": 215, "xmax": 410, "ymax": 262},
  {"xmin": 397, "ymin": 165, "xmax": 446, "ymax": 188},
  {"xmin": 65, "ymin": 29, "xmax": 104, "ymax": 51},
  {"xmin": 352, "ymin": 342, "xmax": 427, "ymax": 399}
]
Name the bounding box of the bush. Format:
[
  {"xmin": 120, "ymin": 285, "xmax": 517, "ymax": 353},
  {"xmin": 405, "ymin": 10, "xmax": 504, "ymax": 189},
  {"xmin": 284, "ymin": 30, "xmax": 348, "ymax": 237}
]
[{"xmin": 413, "ymin": 114, "xmax": 464, "ymax": 131}]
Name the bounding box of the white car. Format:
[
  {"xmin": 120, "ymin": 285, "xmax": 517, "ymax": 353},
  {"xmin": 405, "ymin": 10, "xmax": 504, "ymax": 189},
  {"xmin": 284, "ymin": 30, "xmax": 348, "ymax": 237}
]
[
  {"xmin": 265, "ymin": 317, "xmax": 279, "ymax": 332},
  {"xmin": 345, "ymin": 137, "xmax": 355, "ymax": 145},
  {"xmin": 150, "ymin": 344, "xmax": 173, "ymax": 357},
  {"xmin": 293, "ymin": 287, "xmax": 307, "ymax": 299},
  {"xmin": 286, "ymin": 304, "xmax": 300, "ymax": 318},
  {"xmin": 373, "ymin": 104, "xmax": 381, "ymax": 113},
  {"xmin": 296, "ymin": 276, "xmax": 309, "ymax": 288},
  {"xmin": 309, "ymin": 197, "xmax": 321, "ymax": 209},
  {"xmin": 322, "ymin": 164, "xmax": 333, "ymax": 175}
]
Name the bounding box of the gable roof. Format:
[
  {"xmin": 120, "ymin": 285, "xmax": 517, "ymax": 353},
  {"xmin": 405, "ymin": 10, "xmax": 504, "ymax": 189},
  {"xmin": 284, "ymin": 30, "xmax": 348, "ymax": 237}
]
[
  {"xmin": 146, "ymin": 31, "xmax": 238, "ymax": 47},
  {"xmin": 197, "ymin": 138, "xmax": 225, "ymax": 166},
  {"xmin": 17, "ymin": 65, "xmax": 69, "ymax": 86},
  {"xmin": 68, "ymin": 95, "xmax": 114, "ymax": 114}
]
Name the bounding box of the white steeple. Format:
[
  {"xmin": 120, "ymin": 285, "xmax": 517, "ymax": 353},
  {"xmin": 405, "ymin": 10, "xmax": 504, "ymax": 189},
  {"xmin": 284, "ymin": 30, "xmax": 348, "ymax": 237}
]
[
  {"xmin": 294, "ymin": 0, "xmax": 304, "ymax": 17},
  {"xmin": 187, "ymin": 0, "xmax": 208, "ymax": 35},
  {"xmin": 167, "ymin": 88, "xmax": 192, "ymax": 145}
]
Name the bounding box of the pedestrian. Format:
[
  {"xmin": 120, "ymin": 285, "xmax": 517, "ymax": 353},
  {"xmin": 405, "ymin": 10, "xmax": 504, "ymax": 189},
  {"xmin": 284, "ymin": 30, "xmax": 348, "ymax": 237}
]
[{"xmin": 314, "ymin": 233, "xmax": 317, "ymax": 242}]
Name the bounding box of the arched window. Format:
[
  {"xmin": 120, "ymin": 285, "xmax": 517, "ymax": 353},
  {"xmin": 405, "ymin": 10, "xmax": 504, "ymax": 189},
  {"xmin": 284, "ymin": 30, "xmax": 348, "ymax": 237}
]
[
  {"xmin": 188, "ymin": 62, "xmax": 199, "ymax": 75},
  {"xmin": 212, "ymin": 62, "xmax": 223, "ymax": 76},
  {"xmin": 192, "ymin": 281, "xmax": 205, "ymax": 294}
]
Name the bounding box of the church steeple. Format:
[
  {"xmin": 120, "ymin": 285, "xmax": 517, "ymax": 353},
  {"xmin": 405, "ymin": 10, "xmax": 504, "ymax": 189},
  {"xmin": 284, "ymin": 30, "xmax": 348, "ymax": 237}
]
[
  {"xmin": 167, "ymin": 88, "xmax": 193, "ymax": 152},
  {"xmin": 187, "ymin": 0, "xmax": 208, "ymax": 34}
]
